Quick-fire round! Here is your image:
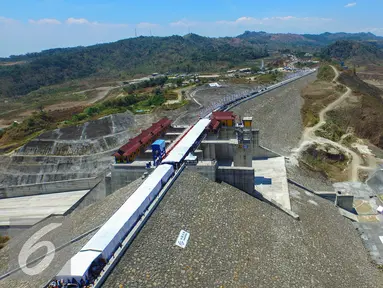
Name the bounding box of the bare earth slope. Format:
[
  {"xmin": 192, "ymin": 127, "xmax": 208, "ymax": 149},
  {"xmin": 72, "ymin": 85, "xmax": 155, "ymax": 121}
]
[{"xmin": 334, "ymin": 71, "xmax": 383, "ymax": 149}]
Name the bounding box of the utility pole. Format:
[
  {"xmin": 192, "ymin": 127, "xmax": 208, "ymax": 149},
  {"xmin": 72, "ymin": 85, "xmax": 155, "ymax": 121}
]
[{"xmin": 135, "ymin": 28, "xmax": 137, "ymax": 37}]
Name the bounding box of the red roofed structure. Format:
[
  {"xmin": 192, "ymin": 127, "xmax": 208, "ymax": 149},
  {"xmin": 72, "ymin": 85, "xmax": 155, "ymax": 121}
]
[
  {"xmin": 114, "ymin": 117, "xmax": 172, "ymax": 163},
  {"xmin": 211, "ymin": 111, "xmax": 236, "ymax": 127}
]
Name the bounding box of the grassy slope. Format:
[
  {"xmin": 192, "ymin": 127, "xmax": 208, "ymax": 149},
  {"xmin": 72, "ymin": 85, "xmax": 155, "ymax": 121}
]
[
  {"xmin": 300, "ymin": 65, "xmax": 342, "ymax": 127},
  {"xmin": 300, "ymin": 65, "xmax": 351, "ymax": 181},
  {"xmin": 327, "ymin": 71, "xmax": 383, "ymax": 149}
]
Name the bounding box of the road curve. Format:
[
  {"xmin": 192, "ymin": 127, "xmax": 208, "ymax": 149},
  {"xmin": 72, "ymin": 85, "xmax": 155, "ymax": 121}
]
[{"xmin": 294, "ymin": 65, "xmax": 362, "ymax": 181}]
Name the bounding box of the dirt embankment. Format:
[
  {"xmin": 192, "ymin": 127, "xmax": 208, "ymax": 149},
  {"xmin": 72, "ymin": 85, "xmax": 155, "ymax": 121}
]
[
  {"xmin": 301, "ymin": 81, "xmax": 345, "ymax": 127},
  {"xmin": 331, "ymin": 71, "xmax": 383, "ymax": 149},
  {"xmin": 300, "ymin": 65, "xmax": 346, "ymax": 127},
  {"xmin": 297, "ymin": 65, "xmax": 383, "ymax": 182}
]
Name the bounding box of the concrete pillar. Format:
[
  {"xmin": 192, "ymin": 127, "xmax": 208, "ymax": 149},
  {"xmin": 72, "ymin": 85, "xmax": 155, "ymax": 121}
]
[
  {"xmin": 217, "ymin": 167, "xmax": 254, "ymax": 194},
  {"xmin": 252, "ymin": 130, "xmax": 260, "ymax": 148},
  {"xmin": 233, "ymin": 143, "xmax": 252, "ymax": 167},
  {"xmin": 105, "ymin": 172, "xmax": 112, "ymax": 196}
]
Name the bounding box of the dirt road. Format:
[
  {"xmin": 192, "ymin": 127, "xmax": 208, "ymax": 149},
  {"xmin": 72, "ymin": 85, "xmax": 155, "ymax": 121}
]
[{"xmin": 294, "ymin": 66, "xmax": 363, "ymax": 181}]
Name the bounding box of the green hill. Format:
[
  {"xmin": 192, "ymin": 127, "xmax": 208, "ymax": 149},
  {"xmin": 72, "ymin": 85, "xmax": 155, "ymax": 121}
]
[
  {"xmin": 0, "ymin": 34, "xmax": 268, "ymax": 98},
  {"xmin": 1, "ymin": 31, "xmax": 383, "ymax": 98},
  {"xmin": 320, "ymin": 40, "xmax": 383, "ymax": 65}
]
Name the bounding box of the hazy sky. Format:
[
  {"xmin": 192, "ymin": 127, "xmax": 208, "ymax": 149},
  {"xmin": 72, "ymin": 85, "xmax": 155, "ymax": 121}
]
[{"xmin": 1, "ymin": 0, "xmax": 382, "ymax": 57}]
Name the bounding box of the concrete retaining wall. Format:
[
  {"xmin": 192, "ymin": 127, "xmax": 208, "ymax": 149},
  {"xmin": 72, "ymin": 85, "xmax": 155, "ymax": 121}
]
[
  {"xmin": 111, "ymin": 164, "xmax": 154, "ymax": 193},
  {"xmin": 253, "ymin": 146, "xmax": 280, "ymax": 159},
  {"xmin": 69, "ymin": 177, "xmax": 107, "ymax": 213},
  {"xmin": 367, "ymin": 169, "xmax": 383, "ymax": 194},
  {"xmin": 0, "ymin": 177, "xmax": 101, "ymax": 199},
  {"xmin": 217, "ymin": 166, "xmax": 254, "ymax": 194},
  {"xmin": 186, "ymin": 161, "xmax": 218, "ymax": 182}
]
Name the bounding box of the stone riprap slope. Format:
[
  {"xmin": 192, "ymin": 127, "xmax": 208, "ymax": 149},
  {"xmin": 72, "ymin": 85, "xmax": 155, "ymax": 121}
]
[
  {"xmin": 104, "ymin": 171, "xmax": 383, "ymax": 288},
  {"xmin": 228, "ymin": 73, "xmax": 336, "ymax": 190},
  {"xmin": 231, "ymin": 73, "xmax": 317, "ymax": 156}
]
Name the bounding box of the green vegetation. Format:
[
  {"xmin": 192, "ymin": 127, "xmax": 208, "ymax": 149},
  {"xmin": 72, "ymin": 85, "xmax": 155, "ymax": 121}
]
[
  {"xmin": 256, "ymin": 71, "xmax": 283, "ymax": 84},
  {"xmin": 302, "ymin": 144, "xmax": 349, "ymax": 181},
  {"xmin": 300, "ymin": 76, "xmax": 343, "ymax": 128},
  {"xmin": 295, "ymin": 61, "xmax": 318, "ymax": 68},
  {"xmin": 0, "ymin": 34, "xmax": 268, "ymax": 98},
  {"xmin": 0, "ymin": 235, "xmax": 9, "ymax": 250},
  {"xmin": 315, "ymin": 121, "xmax": 345, "ymax": 142},
  {"xmin": 317, "ymin": 65, "xmax": 335, "ymax": 82},
  {"xmin": 238, "ymin": 31, "xmax": 383, "ymax": 52},
  {"xmin": 320, "ymin": 40, "xmax": 383, "ymax": 66},
  {"xmin": 0, "ymin": 111, "xmax": 56, "ymax": 152},
  {"xmin": 303, "ymin": 111, "xmax": 320, "ymax": 127},
  {"xmin": 123, "ymin": 77, "xmax": 168, "ymax": 94},
  {"xmin": 0, "ymin": 89, "xmax": 168, "ymax": 151},
  {"xmin": 335, "ymin": 84, "xmax": 347, "ymax": 93},
  {"xmin": 342, "ymin": 134, "xmax": 358, "ymax": 147}
]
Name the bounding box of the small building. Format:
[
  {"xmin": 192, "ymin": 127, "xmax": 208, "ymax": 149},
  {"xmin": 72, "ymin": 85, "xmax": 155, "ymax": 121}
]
[
  {"xmin": 239, "ymin": 68, "xmax": 252, "ymax": 73},
  {"xmin": 242, "ymin": 117, "xmax": 253, "ymax": 128},
  {"xmin": 211, "ymin": 111, "xmax": 236, "ymax": 127}
]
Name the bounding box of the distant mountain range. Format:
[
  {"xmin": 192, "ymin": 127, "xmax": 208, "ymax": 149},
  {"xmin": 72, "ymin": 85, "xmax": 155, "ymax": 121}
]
[
  {"xmin": 0, "ymin": 31, "xmax": 382, "ymax": 98},
  {"xmin": 237, "ymin": 31, "xmax": 383, "ymax": 49}
]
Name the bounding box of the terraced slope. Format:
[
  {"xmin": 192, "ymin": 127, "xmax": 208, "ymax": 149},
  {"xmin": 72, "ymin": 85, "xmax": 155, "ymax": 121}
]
[{"xmin": 0, "ymin": 112, "xmax": 156, "ymax": 186}]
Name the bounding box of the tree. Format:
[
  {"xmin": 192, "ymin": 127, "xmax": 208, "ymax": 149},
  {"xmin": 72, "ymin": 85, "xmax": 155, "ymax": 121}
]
[
  {"xmin": 251, "ymin": 66, "xmax": 260, "ymax": 74},
  {"xmin": 37, "ymin": 104, "xmax": 44, "ymax": 113},
  {"xmin": 176, "ymin": 78, "xmax": 183, "ymax": 87}
]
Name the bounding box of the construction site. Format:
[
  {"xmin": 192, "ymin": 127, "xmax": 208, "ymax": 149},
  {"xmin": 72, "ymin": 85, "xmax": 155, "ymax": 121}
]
[{"xmin": 1, "ymin": 68, "xmax": 383, "ymax": 288}]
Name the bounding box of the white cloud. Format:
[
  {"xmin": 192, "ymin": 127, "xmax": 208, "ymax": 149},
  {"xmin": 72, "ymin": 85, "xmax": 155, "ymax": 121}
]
[
  {"xmin": 0, "ymin": 16, "xmax": 18, "ymax": 24},
  {"xmin": 169, "ymin": 19, "xmax": 200, "ymax": 27},
  {"xmin": 345, "ymin": 2, "xmax": 357, "ymax": 8},
  {"xmin": 275, "ymin": 16, "xmax": 296, "ymax": 21},
  {"xmin": 215, "ymin": 16, "xmax": 332, "ymax": 27},
  {"xmin": 216, "ymin": 17, "xmax": 261, "ymax": 26},
  {"xmin": 29, "ymin": 18, "xmax": 61, "ymax": 25},
  {"xmin": 136, "ymin": 22, "xmax": 159, "ymax": 29},
  {"xmin": 66, "ymin": 18, "xmax": 90, "ymax": 25}
]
